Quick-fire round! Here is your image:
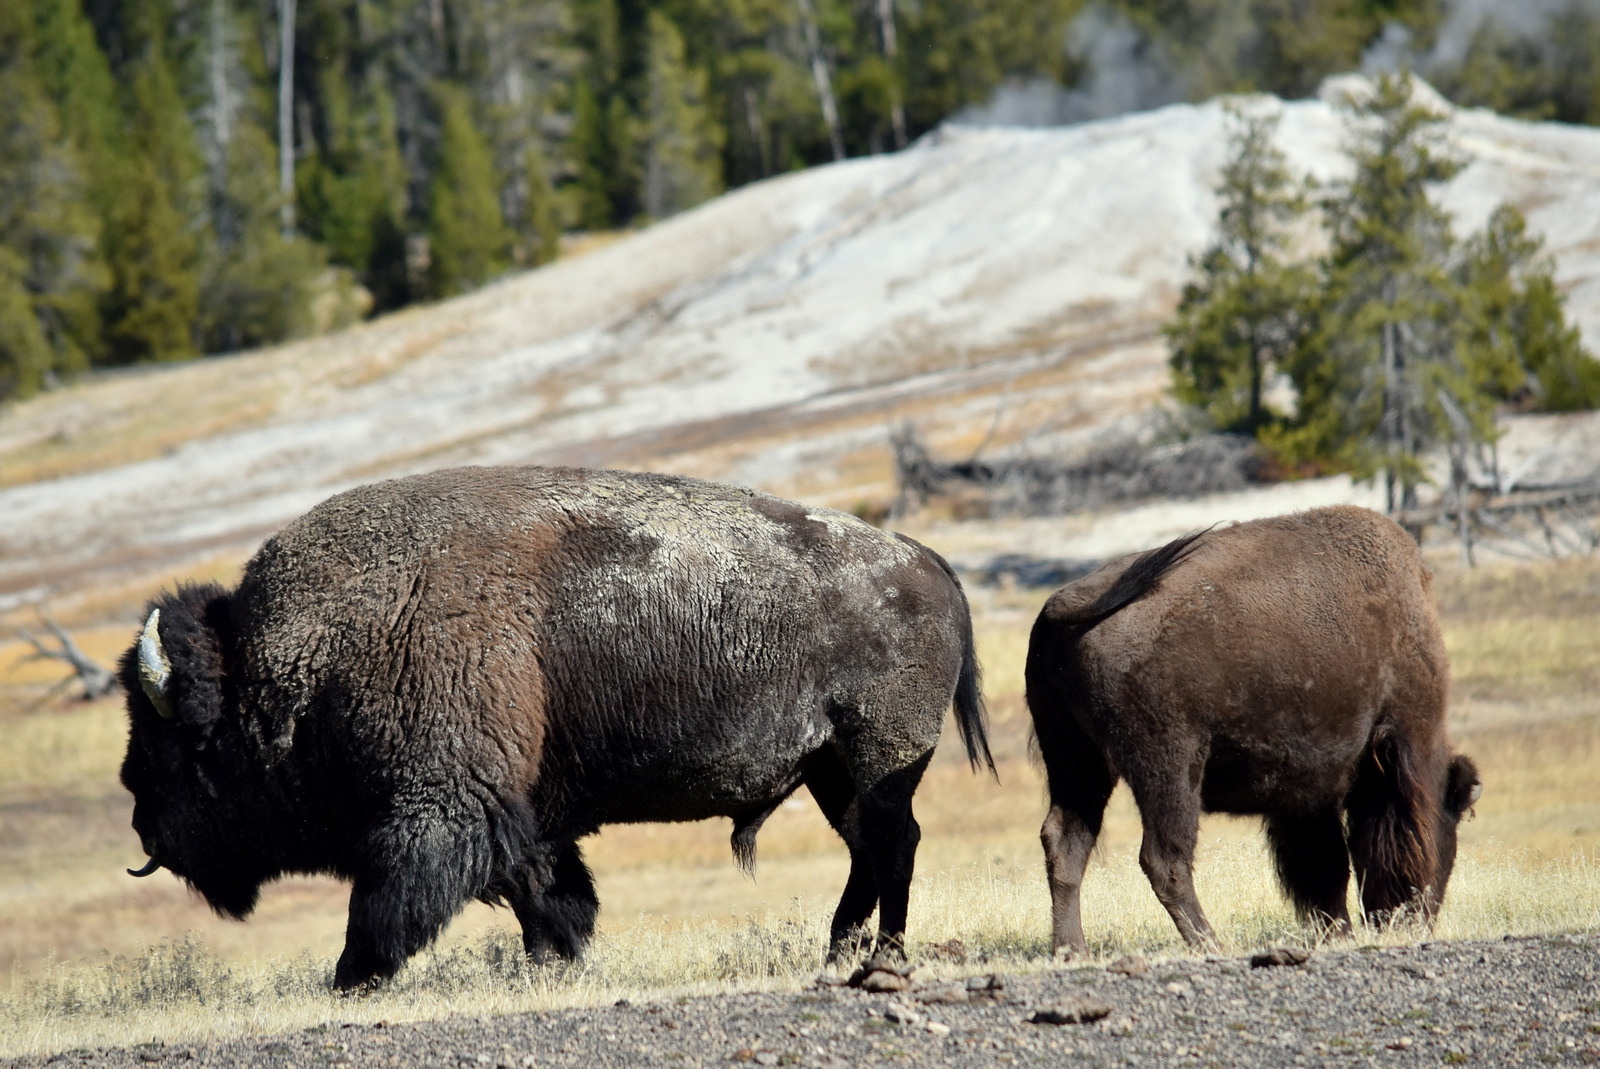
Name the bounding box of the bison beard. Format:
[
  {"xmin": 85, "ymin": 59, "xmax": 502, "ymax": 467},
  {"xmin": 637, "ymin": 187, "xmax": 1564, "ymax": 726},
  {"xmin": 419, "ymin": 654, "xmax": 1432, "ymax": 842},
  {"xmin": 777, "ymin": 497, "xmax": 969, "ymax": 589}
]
[
  {"xmin": 118, "ymin": 467, "xmax": 991, "ymax": 989},
  {"xmin": 1026, "ymin": 506, "xmax": 1481, "ymax": 954}
]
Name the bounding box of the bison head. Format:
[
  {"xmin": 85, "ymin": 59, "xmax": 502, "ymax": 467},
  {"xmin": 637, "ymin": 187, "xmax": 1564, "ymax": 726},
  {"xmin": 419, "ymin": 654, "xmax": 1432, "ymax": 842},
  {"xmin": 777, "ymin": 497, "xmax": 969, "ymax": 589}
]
[
  {"xmin": 118, "ymin": 584, "xmax": 269, "ymax": 919},
  {"xmin": 1349, "ymin": 735, "xmax": 1482, "ymax": 926},
  {"xmin": 1428, "ymin": 753, "xmax": 1483, "ymax": 907}
]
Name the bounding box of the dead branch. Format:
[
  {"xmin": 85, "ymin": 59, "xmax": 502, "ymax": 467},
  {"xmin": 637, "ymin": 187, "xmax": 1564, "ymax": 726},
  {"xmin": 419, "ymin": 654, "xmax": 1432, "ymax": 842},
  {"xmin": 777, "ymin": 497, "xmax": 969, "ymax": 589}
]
[{"xmin": 16, "ymin": 614, "xmax": 119, "ymax": 700}]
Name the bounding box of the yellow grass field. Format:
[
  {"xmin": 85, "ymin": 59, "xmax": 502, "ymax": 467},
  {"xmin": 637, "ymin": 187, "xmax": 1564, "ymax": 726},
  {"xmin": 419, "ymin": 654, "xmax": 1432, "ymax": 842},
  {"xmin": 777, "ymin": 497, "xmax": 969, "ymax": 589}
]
[{"xmin": 1, "ymin": 549, "xmax": 1596, "ymax": 1056}]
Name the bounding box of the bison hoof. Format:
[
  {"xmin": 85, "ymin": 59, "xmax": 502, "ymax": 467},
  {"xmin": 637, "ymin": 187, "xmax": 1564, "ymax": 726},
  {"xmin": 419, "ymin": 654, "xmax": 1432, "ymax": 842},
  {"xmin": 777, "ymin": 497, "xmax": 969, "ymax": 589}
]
[{"xmin": 333, "ymin": 948, "xmax": 396, "ymax": 992}]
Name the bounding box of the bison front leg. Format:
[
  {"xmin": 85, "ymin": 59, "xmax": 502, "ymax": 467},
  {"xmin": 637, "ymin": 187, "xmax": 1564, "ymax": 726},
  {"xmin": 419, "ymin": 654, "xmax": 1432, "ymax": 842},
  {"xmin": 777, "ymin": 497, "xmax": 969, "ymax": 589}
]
[
  {"xmin": 507, "ymin": 841, "xmax": 599, "ymax": 963},
  {"xmin": 1264, "ymin": 808, "xmax": 1353, "ymax": 937},
  {"xmin": 336, "ymin": 821, "xmax": 478, "ymax": 989}
]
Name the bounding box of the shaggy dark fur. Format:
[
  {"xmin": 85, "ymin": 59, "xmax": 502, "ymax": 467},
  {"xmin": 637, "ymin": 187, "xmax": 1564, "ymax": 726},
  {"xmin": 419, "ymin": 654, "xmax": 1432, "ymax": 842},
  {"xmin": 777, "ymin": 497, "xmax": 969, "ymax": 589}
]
[
  {"xmin": 1025, "ymin": 506, "xmax": 1480, "ymax": 954},
  {"xmin": 118, "ymin": 466, "xmax": 990, "ymax": 988}
]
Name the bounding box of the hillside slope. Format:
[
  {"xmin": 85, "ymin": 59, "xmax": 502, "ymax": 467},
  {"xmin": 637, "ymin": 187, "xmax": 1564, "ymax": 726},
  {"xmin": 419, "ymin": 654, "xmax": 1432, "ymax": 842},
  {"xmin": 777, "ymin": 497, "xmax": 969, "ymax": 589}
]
[{"xmin": 5, "ymin": 78, "xmax": 1600, "ymax": 620}]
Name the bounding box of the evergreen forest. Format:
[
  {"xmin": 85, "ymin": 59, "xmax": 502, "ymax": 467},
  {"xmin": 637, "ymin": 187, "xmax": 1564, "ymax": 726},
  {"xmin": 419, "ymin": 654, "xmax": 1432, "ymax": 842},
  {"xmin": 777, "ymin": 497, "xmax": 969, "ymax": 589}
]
[{"xmin": 3, "ymin": 0, "xmax": 1600, "ymax": 400}]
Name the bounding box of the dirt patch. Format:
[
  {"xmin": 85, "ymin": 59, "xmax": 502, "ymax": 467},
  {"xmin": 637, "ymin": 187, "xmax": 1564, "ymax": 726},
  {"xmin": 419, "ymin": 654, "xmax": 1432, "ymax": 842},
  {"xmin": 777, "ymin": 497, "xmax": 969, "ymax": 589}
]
[{"xmin": 5, "ymin": 935, "xmax": 1593, "ymax": 1067}]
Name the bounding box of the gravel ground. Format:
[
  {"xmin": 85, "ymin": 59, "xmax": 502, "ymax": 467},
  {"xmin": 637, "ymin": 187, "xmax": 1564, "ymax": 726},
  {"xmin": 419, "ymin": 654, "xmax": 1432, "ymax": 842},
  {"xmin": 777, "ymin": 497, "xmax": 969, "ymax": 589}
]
[{"xmin": 10, "ymin": 934, "xmax": 1598, "ymax": 1069}]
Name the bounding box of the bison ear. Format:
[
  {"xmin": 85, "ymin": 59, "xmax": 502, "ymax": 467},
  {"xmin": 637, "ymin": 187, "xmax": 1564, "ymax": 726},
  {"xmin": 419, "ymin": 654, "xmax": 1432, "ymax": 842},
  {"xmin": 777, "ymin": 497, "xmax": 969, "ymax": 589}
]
[
  {"xmin": 1446, "ymin": 755, "xmax": 1482, "ymax": 818},
  {"xmin": 149, "ymin": 585, "xmax": 232, "ymax": 730}
]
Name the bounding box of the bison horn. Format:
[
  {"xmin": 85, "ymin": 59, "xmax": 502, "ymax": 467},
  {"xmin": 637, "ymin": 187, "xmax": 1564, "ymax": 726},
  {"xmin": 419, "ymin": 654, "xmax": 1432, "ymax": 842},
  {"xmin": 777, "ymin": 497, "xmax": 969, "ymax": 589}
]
[
  {"xmin": 127, "ymin": 857, "xmax": 162, "ymax": 878},
  {"xmin": 138, "ymin": 609, "xmax": 176, "ymax": 720},
  {"xmin": 1468, "ymin": 781, "xmax": 1483, "ymax": 807}
]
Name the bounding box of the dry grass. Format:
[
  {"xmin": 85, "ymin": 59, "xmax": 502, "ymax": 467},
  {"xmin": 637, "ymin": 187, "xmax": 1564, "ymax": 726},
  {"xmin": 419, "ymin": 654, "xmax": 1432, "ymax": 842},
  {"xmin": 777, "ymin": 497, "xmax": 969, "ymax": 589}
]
[
  {"xmin": 3, "ymin": 840, "xmax": 1593, "ymax": 1058},
  {"xmin": 0, "ymin": 551, "xmax": 1596, "ymax": 1057}
]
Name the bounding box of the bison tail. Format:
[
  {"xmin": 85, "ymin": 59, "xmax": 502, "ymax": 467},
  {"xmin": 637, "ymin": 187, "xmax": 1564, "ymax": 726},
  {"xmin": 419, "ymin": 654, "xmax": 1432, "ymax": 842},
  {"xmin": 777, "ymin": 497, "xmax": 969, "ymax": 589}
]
[
  {"xmin": 1346, "ymin": 724, "xmax": 1443, "ymax": 924},
  {"xmin": 1076, "ymin": 528, "xmax": 1210, "ymax": 631},
  {"xmin": 952, "ymin": 606, "xmax": 994, "ymax": 776},
  {"xmin": 912, "ymin": 540, "xmax": 995, "ymax": 776}
]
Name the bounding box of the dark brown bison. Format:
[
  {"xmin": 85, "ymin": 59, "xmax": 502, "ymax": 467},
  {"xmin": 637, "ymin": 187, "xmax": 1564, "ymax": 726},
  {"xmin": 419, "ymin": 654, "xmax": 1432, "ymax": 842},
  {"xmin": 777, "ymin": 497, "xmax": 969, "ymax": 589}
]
[
  {"xmin": 119, "ymin": 466, "xmax": 990, "ymax": 988},
  {"xmin": 1025, "ymin": 506, "xmax": 1480, "ymax": 954}
]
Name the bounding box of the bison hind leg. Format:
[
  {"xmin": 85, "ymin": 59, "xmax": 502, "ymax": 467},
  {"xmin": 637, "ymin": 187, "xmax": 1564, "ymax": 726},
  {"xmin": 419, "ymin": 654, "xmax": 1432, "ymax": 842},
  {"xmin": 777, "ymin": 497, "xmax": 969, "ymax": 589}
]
[
  {"xmin": 508, "ymin": 841, "xmax": 598, "ymax": 963},
  {"xmin": 1035, "ymin": 716, "xmax": 1116, "ymax": 957},
  {"xmin": 1126, "ymin": 756, "xmax": 1215, "ymax": 949},
  {"xmin": 1263, "ymin": 809, "xmax": 1353, "ymax": 937},
  {"xmin": 804, "ymin": 749, "xmax": 879, "ymax": 963},
  {"xmin": 852, "ymin": 749, "xmax": 935, "ymax": 961}
]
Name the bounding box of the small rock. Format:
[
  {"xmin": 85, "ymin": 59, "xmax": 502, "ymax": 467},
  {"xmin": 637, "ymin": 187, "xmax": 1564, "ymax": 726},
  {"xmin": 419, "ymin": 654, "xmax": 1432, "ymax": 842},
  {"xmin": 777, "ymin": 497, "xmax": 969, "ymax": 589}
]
[
  {"xmin": 1401, "ymin": 964, "xmax": 1438, "ymax": 980},
  {"xmin": 847, "ymin": 956, "xmax": 915, "ymax": 991},
  {"xmin": 1387, "ymin": 1037, "xmax": 1413, "ymax": 1051},
  {"xmin": 858, "ymin": 969, "xmax": 910, "ymax": 993},
  {"xmin": 1108, "ymin": 954, "xmax": 1148, "ymax": 977},
  {"xmin": 1164, "ymin": 981, "xmax": 1193, "ymax": 998},
  {"xmin": 914, "ymin": 984, "xmax": 969, "ymax": 1005},
  {"xmin": 962, "ymin": 974, "xmax": 1007, "ymax": 1001},
  {"xmin": 1251, "ymin": 947, "xmax": 1311, "ymax": 968},
  {"xmin": 730, "ymin": 1049, "xmax": 755, "ymax": 1062},
  {"xmin": 925, "ymin": 1021, "xmax": 951, "ymax": 1037},
  {"xmin": 884, "ymin": 1002, "xmax": 921, "ymax": 1025},
  {"xmin": 1028, "ymin": 996, "xmax": 1114, "ymax": 1026},
  {"xmin": 753, "ymin": 1053, "xmax": 779, "ymax": 1067}
]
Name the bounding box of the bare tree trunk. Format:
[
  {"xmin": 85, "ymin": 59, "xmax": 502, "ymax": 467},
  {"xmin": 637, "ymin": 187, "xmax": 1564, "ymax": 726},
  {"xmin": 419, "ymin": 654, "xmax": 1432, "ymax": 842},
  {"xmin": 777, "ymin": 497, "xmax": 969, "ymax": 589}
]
[
  {"xmin": 1380, "ymin": 277, "xmax": 1399, "ymax": 515},
  {"xmin": 796, "ymin": 0, "xmax": 845, "ymax": 162},
  {"xmin": 743, "ymin": 86, "xmax": 768, "ymax": 178},
  {"xmin": 876, "ymin": 0, "xmax": 906, "ymax": 150},
  {"xmin": 205, "ymin": 0, "xmax": 237, "ymax": 246},
  {"xmin": 1396, "ymin": 324, "xmax": 1415, "ymax": 511},
  {"xmin": 278, "ymin": 0, "xmax": 297, "ymax": 238}
]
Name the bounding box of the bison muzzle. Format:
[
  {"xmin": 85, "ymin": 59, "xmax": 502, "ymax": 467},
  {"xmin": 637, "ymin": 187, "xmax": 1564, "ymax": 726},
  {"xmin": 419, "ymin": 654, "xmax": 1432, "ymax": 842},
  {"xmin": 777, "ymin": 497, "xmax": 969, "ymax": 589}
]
[{"xmin": 118, "ymin": 466, "xmax": 991, "ymax": 988}]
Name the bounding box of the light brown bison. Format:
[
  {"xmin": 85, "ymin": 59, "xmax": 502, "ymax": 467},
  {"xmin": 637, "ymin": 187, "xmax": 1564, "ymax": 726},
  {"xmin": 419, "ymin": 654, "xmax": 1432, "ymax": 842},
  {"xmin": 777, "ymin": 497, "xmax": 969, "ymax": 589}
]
[
  {"xmin": 1025, "ymin": 506, "xmax": 1480, "ymax": 953},
  {"xmin": 120, "ymin": 466, "xmax": 990, "ymax": 988}
]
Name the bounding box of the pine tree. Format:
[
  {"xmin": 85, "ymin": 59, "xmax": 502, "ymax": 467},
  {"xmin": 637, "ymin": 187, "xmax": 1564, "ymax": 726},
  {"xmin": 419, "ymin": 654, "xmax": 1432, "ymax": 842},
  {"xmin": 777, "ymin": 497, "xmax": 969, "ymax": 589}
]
[
  {"xmin": 95, "ymin": 0, "xmax": 205, "ymax": 363},
  {"xmin": 425, "ymin": 84, "xmax": 512, "ymax": 297},
  {"xmin": 1457, "ymin": 204, "xmax": 1600, "ymax": 412},
  {"xmin": 568, "ymin": 80, "xmax": 618, "ymax": 229},
  {"xmin": 0, "ymin": 2, "xmax": 106, "ymax": 399},
  {"xmin": 198, "ymin": 121, "xmax": 327, "ymax": 352},
  {"xmin": 1281, "ymin": 74, "xmax": 1483, "ymax": 513},
  {"xmin": 520, "ymin": 141, "xmax": 562, "ymax": 266},
  {"xmin": 641, "ymin": 11, "xmax": 722, "ymax": 220},
  {"xmin": 1167, "ymin": 103, "xmax": 1314, "ymax": 436}
]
